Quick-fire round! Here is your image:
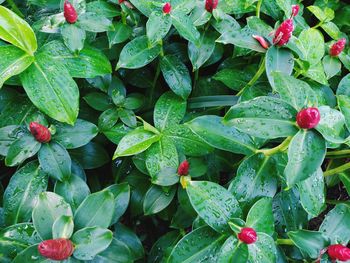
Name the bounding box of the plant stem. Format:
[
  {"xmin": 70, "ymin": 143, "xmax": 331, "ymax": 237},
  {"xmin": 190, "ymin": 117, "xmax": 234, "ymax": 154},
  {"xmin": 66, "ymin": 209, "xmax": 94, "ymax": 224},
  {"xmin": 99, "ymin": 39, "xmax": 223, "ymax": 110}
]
[
  {"xmin": 324, "ymin": 162, "xmax": 350, "ymax": 177},
  {"xmin": 326, "ymin": 149, "xmax": 350, "ymax": 157},
  {"xmin": 311, "ymin": 21, "xmax": 323, "ymax": 29},
  {"xmin": 256, "ymin": 0, "xmax": 263, "ymax": 18},
  {"xmin": 149, "ymin": 61, "xmax": 161, "ymax": 107},
  {"xmin": 193, "ymin": 69, "xmax": 199, "ymax": 90},
  {"xmin": 326, "ymin": 199, "xmax": 346, "ymax": 205},
  {"xmin": 237, "ymin": 56, "xmax": 266, "ymax": 96},
  {"xmin": 276, "ymin": 239, "xmax": 294, "ymax": 246},
  {"xmin": 257, "ymin": 137, "xmax": 292, "ymax": 156},
  {"xmin": 6, "ymin": 0, "xmax": 24, "ymax": 18}
]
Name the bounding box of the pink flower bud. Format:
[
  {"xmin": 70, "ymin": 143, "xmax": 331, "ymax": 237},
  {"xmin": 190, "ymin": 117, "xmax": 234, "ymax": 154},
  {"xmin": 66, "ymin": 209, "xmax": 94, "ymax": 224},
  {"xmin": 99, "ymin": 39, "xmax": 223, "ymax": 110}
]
[
  {"xmin": 327, "ymin": 244, "xmax": 350, "ymax": 261},
  {"xmin": 118, "ymin": 0, "xmax": 124, "ymax": 3},
  {"xmin": 296, "ymin": 107, "xmax": 320, "ymax": 129},
  {"xmin": 291, "ymin": 5, "xmax": 299, "ymax": 17},
  {"xmin": 178, "ymin": 160, "xmax": 189, "ymax": 176},
  {"xmin": 330, "ymin": 38, "xmax": 346, "ymax": 57},
  {"xmin": 29, "ymin": 122, "xmax": 51, "ymax": 143},
  {"xmin": 205, "ymin": 0, "xmax": 218, "ymax": 13},
  {"xmin": 238, "ymin": 228, "xmax": 257, "ymax": 244},
  {"xmin": 252, "ymin": 35, "xmax": 270, "ymax": 49},
  {"xmin": 163, "ymin": 2, "xmax": 171, "ymax": 14},
  {"xmin": 273, "ymin": 19, "xmax": 294, "ymax": 46},
  {"xmin": 38, "ymin": 239, "xmax": 74, "ymax": 261},
  {"xmin": 64, "ymin": 0, "xmax": 78, "ymax": 24}
]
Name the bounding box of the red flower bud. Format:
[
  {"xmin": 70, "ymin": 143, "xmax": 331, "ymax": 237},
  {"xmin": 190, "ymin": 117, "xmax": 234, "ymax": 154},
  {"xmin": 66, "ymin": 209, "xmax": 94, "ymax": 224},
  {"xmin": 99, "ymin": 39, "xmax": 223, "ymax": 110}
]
[
  {"xmin": 238, "ymin": 227, "xmax": 257, "ymax": 244},
  {"xmin": 64, "ymin": 0, "xmax": 78, "ymax": 24},
  {"xmin": 296, "ymin": 107, "xmax": 320, "ymax": 129},
  {"xmin": 205, "ymin": 0, "xmax": 218, "ymax": 13},
  {"xmin": 178, "ymin": 160, "xmax": 189, "ymax": 176},
  {"xmin": 29, "ymin": 122, "xmax": 51, "ymax": 143},
  {"xmin": 327, "ymin": 244, "xmax": 350, "ymax": 261},
  {"xmin": 291, "ymin": 5, "xmax": 299, "ymax": 17},
  {"xmin": 38, "ymin": 239, "xmax": 74, "ymax": 261},
  {"xmin": 163, "ymin": 2, "xmax": 171, "ymax": 14},
  {"xmin": 273, "ymin": 19, "xmax": 294, "ymax": 46},
  {"xmin": 118, "ymin": 0, "xmax": 124, "ymax": 3},
  {"xmin": 252, "ymin": 35, "xmax": 270, "ymax": 49},
  {"xmin": 330, "ymin": 38, "xmax": 346, "ymax": 57}
]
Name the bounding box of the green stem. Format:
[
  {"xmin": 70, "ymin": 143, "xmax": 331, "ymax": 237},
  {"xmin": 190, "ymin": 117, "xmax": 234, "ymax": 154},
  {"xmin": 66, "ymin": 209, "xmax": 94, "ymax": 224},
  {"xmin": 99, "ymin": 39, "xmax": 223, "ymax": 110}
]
[
  {"xmin": 311, "ymin": 21, "xmax": 323, "ymax": 29},
  {"xmin": 256, "ymin": 0, "xmax": 263, "ymax": 18},
  {"xmin": 121, "ymin": 12, "xmax": 127, "ymax": 24},
  {"xmin": 148, "ymin": 61, "xmax": 161, "ymax": 106},
  {"xmin": 326, "ymin": 199, "xmax": 346, "ymax": 205},
  {"xmin": 6, "ymin": 0, "xmax": 24, "ymax": 18},
  {"xmin": 326, "ymin": 149, "xmax": 350, "ymax": 157},
  {"xmin": 193, "ymin": 69, "xmax": 199, "ymax": 90},
  {"xmin": 276, "ymin": 239, "xmax": 294, "ymax": 246},
  {"xmin": 324, "ymin": 162, "xmax": 350, "ymax": 177},
  {"xmin": 237, "ymin": 56, "xmax": 266, "ymax": 96},
  {"xmin": 256, "ymin": 137, "xmax": 292, "ymax": 156}
]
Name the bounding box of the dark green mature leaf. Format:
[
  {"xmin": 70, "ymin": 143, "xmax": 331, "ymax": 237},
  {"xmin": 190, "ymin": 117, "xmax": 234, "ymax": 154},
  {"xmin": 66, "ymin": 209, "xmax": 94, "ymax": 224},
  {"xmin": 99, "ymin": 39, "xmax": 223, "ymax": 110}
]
[
  {"xmin": 116, "ymin": 36, "xmax": 162, "ymax": 69},
  {"xmin": 108, "ymin": 22, "xmax": 132, "ymax": 47},
  {"xmin": 106, "ymin": 183, "xmax": 130, "ymax": 224},
  {"xmin": 70, "ymin": 142, "xmax": 109, "ymax": 169},
  {"xmin": 115, "ymin": 223, "xmax": 145, "ymax": 260},
  {"xmin": 319, "ymin": 204, "xmax": 350, "ymax": 244},
  {"xmin": 338, "ymin": 95, "xmax": 350, "ymax": 131},
  {"xmin": 77, "ymin": 12, "xmax": 113, "ymax": 32},
  {"xmin": 32, "ymin": 191, "xmax": 73, "ymax": 240},
  {"xmin": 224, "ymin": 96, "xmax": 299, "ymax": 139},
  {"xmin": 93, "ymin": 238, "xmax": 133, "ymax": 263},
  {"xmin": 248, "ymin": 233, "xmax": 277, "ymax": 263},
  {"xmin": 0, "ymin": 46, "xmax": 33, "ymax": 87},
  {"xmin": 147, "ymin": 11, "xmax": 172, "ymax": 45},
  {"xmin": 86, "ymin": 1, "xmax": 120, "ymax": 18},
  {"xmin": 246, "ymin": 197, "xmax": 274, "ymax": 236},
  {"xmin": 167, "ymin": 226, "xmax": 226, "ymax": 263},
  {"xmin": 72, "ymin": 227, "xmax": 113, "ymax": 260},
  {"xmin": 0, "ymin": 125, "xmax": 18, "ymax": 156},
  {"xmin": 187, "ymin": 115, "xmax": 258, "ymax": 155},
  {"xmin": 171, "ymin": 11, "xmax": 200, "ymax": 45},
  {"xmin": 0, "ymin": 6, "xmax": 37, "ymax": 55},
  {"xmin": 217, "ymin": 236, "xmax": 248, "ymax": 263},
  {"xmin": 4, "ymin": 161, "xmax": 47, "ymax": 225},
  {"xmin": 20, "ymin": 49, "xmax": 79, "ymax": 125},
  {"xmin": 149, "ymin": 230, "xmax": 180, "ymax": 263},
  {"xmin": 285, "ymin": 130, "xmax": 326, "ymax": 187},
  {"xmin": 186, "ymin": 180, "xmax": 242, "ymax": 233},
  {"xmin": 337, "ymin": 73, "xmax": 350, "ymax": 96},
  {"xmin": 213, "ymin": 68, "xmax": 252, "ymax": 91},
  {"xmin": 323, "ymin": 55, "xmax": 341, "ymax": 79},
  {"xmin": 12, "ymin": 245, "xmax": 47, "ymax": 263},
  {"xmin": 288, "ymin": 230, "xmax": 330, "ymax": 259},
  {"xmin": 74, "ymin": 189, "xmax": 115, "ymax": 230},
  {"xmin": 160, "ymin": 55, "xmax": 192, "ymax": 99},
  {"xmin": 143, "ymin": 185, "xmax": 177, "ymax": 215},
  {"xmin": 61, "ymin": 23, "xmax": 86, "ymax": 53}
]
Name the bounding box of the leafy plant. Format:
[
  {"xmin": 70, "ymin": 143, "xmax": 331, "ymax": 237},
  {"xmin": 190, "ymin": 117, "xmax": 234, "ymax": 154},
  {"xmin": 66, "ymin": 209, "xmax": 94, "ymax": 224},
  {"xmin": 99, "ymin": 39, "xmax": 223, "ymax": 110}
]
[{"xmin": 1, "ymin": 0, "xmax": 350, "ymax": 262}]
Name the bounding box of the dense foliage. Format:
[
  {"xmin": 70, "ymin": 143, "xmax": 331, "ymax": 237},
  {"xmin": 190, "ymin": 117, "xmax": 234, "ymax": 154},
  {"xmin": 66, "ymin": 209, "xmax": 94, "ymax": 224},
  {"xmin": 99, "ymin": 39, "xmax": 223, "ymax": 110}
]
[{"xmin": 1, "ymin": 0, "xmax": 350, "ymax": 262}]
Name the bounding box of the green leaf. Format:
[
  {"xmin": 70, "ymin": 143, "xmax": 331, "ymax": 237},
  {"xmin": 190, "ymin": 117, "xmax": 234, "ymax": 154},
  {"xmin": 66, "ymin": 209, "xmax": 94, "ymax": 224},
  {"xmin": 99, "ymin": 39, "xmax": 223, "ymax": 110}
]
[
  {"xmin": 93, "ymin": 238, "xmax": 133, "ymax": 263},
  {"xmin": 149, "ymin": 230, "xmax": 180, "ymax": 263},
  {"xmin": 297, "ymin": 29, "xmax": 325, "ymax": 65},
  {"xmin": 3, "ymin": 161, "xmax": 47, "ymax": 225},
  {"xmin": 337, "ymin": 73, "xmax": 350, "ymax": 96},
  {"xmin": 217, "ymin": 236, "xmax": 248, "ymax": 263},
  {"xmin": 288, "ymin": 230, "xmax": 330, "ymax": 259},
  {"xmin": 272, "ymin": 72, "xmax": 318, "ymax": 110},
  {"xmin": 213, "ymin": 68, "xmax": 252, "ymax": 91},
  {"xmin": 74, "ymin": 189, "xmax": 115, "ymax": 230},
  {"xmin": 52, "ymin": 215, "xmax": 74, "ymax": 239},
  {"xmin": 298, "ymin": 168, "xmax": 325, "ymax": 217},
  {"xmin": 229, "ymin": 154, "xmax": 277, "ymax": 208},
  {"xmin": 303, "ymin": 61, "xmax": 328, "ymax": 85},
  {"xmin": 147, "ymin": 11, "xmax": 172, "ymax": 45},
  {"xmin": 265, "ymin": 46, "xmax": 294, "ymax": 88},
  {"xmin": 160, "ymin": 55, "xmax": 192, "ymax": 99},
  {"xmin": 307, "ymin": 6, "xmax": 334, "ymax": 22},
  {"xmin": 248, "ymin": 233, "xmax": 277, "ymax": 263},
  {"xmin": 186, "ymin": 180, "xmax": 242, "ymax": 233},
  {"xmin": 0, "ymin": 46, "xmax": 33, "ymax": 87},
  {"xmin": 143, "ymin": 185, "xmax": 177, "ymax": 215},
  {"xmin": 69, "ymin": 142, "xmax": 109, "ymax": 169},
  {"xmin": 246, "ymin": 197, "xmax": 274, "ymax": 235},
  {"xmin": 113, "ymin": 127, "xmax": 160, "ymax": 158},
  {"xmin": 107, "ymin": 22, "xmax": 132, "ymax": 47},
  {"xmin": 0, "ymin": 6, "xmax": 37, "ymax": 55},
  {"xmin": 53, "ymin": 119, "xmax": 98, "ymax": 149},
  {"xmin": 171, "ymin": 11, "xmax": 200, "ymax": 45},
  {"xmin": 5, "ymin": 133, "xmax": 41, "ymax": 167},
  {"xmin": 154, "ymin": 91, "xmax": 186, "ymax": 131},
  {"xmin": 188, "ymin": 29, "xmax": 217, "ymax": 70},
  {"xmin": 145, "ymin": 137, "xmax": 179, "ymax": 186},
  {"xmin": 54, "ymin": 175, "xmax": 90, "ymax": 212},
  {"xmin": 12, "ymin": 245, "xmax": 47, "ymax": 263},
  {"xmin": 86, "ymin": 1, "xmax": 120, "ymax": 18},
  {"xmin": 32, "ymin": 191, "xmax": 73, "ymax": 240},
  {"xmin": 224, "ymin": 96, "xmax": 298, "ymax": 139},
  {"xmin": 167, "ymin": 226, "xmax": 226, "ymax": 263},
  {"xmin": 106, "ymin": 183, "xmax": 130, "ymax": 224},
  {"xmin": 115, "ymin": 223, "xmax": 144, "ymax": 260},
  {"xmin": 72, "ymin": 227, "xmax": 113, "ymax": 260},
  {"xmin": 116, "ymin": 35, "xmax": 161, "ymax": 69},
  {"xmin": 61, "ymin": 23, "xmax": 86, "ymax": 53},
  {"xmin": 322, "ymin": 55, "xmax": 341, "ymax": 79},
  {"xmin": 338, "ymin": 95, "xmax": 350, "ymax": 131},
  {"xmin": 38, "ymin": 141, "xmax": 71, "ymax": 181},
  {"xmin": 0, "ymin": 125, "xmax": 18, "ymax": 156},
  {"xmin": 285, "ymin": 129, "xmax": 326, "ymax": 187},
  {"xmin": 319, "ymin": 204, "xmax": 350, "ymax": 244},
  {"xmin": 20, "ymin": 50, "xmax": 79, "ymax": 125},
  {"xmin": 186, "ymin": 115, "xmax": 258, "ymax": 155},
  {"xmin": 76, "ymin": 12, "xmax": 113, "ymax": 32}
]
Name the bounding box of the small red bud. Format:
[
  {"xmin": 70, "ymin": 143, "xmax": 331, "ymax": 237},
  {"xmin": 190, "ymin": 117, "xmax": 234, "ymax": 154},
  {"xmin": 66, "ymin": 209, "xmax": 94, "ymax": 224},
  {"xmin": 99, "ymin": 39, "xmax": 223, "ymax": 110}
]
[
  {"xmin": 252, "ymin": 35, "xmax": 270, "ymax": 49},
  {"xmin": 163, "ymin": 2, "xmax": 171, "ymax": 14},
  {"xmin": 238, "ymin": 228, "xmax": 257, "ymax": 244},
  {"xmin": 330, "ymin": 38, "xmax": 346, "ymax": 57},
  {"xmin": 64, "ymin": 0, "xmax": 78, "ymax": 24},
  {"xmin": 29, "ymin": 122, "xmax": 51, "ymax": 143},
  {"xmin": 178, "ymin": 160, "xmax": 189, "ymax": 176},
  {"xmin": 296, "ymin": 107, "xmax": 320, "ymax": 129},
  {"xmin": 118, "ymin": 0, "xmax": 125, "ymax": 3},
  {"xmin": 273, "ymin": 19, "xmax": 294, "ymax": 46},
  {"xmin": 327, "ymin": 244, "xmax": 350, "ymax": 261},
  {"xmin": 38, "ymin": 239, "xmax": 74, "ymax": 261},
  {"xmin": 291, "ymin": 5, "xmax": 299, "ymax": 17},
  {"xmin": 205, "ymin": 0, "xmax": 219, "ymax": 13}
]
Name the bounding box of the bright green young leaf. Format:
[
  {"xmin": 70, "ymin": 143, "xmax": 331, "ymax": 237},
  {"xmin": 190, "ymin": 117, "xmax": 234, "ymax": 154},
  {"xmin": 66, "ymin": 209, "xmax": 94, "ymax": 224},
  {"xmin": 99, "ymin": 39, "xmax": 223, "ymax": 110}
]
[
  {"xmin": 323, "ymin": 55, "xmax": 341, "ymax": 79},
  {"xmin": 246, "ymin": 197, "xmax": 274, "ymax": 236},
  {"xmin": 52, "ymin": 215, "xmax": 74, "ymax": 239},
  {"xmin": 248, "ymin": 233, "xmax": 277, "ymax": 263},
  {"xmin": 297, "ymin": 28, "xmax": 325, "ymax": 65},
  {"xmin": 171, "ymin": 11, "xmax": 200, "ymax": 45},
  {"xmin": 316, "ymin": 106, "xmax": 346, "ymax": 143},
  {"xmin": 337, "ymin": 73, "xmax": 350, "ymax": 96},
  {"xmin": 107, "ymin": 22, "xmax": 132, "ymax": 47},
  {"xmin": 303, "ymin": 61, "xmax": 328, "ymax": 85},
  {"xmin": 217, "ymin": 236, "xmax": 248, "ymax": 263},
  {"xmin": 12, "ymin": 244, "xmax": 48, "ymax": 263},
  {"xmin": 338, "ymin": 95, "xmax": 350, "ymax": 131},
  {"xmin": 147, "ymin": 11, "xmax": 172, "ymax": 45},
  {"xmin": 143, "ymin": 185, "xmax": 177, "ymax": 215},
  {"xmin": 61, "ymin": 23, "xmax": 86, "ymax": 53},
  {"xmin": 76, "ymin": 12, "xmax": 113, "ymax": 32}
]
